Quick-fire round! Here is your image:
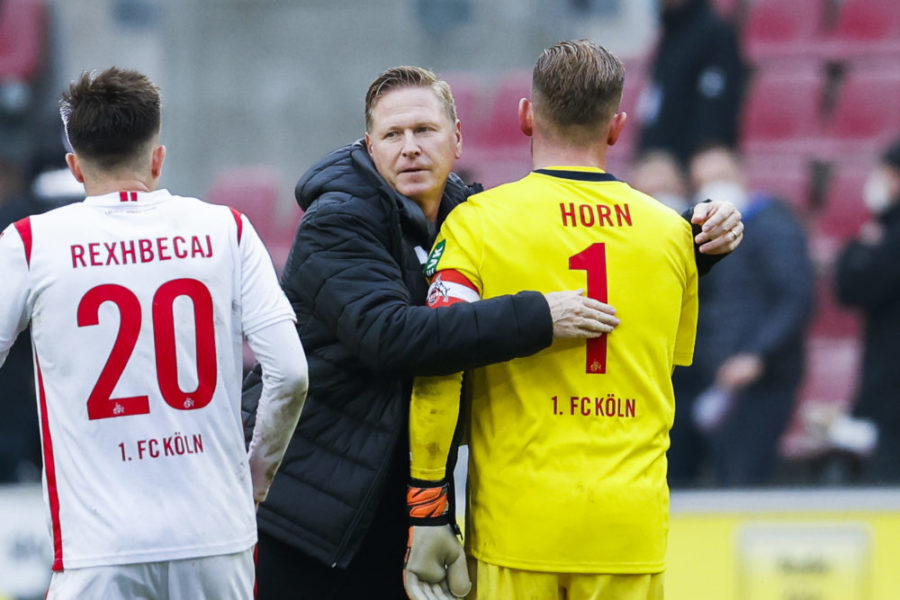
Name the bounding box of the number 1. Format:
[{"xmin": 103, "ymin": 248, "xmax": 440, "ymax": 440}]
[{"xmin": 568, "ymin": 243, "xmax": 608, "ymax": 374}]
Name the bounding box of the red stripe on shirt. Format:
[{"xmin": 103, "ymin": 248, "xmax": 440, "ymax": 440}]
[
  {"xmin": 253, "ymin": 544, "xmax": 259, "ymax": 599},
  {"xmin": 13, "ymin": 217, "xmax": 32, "ymax": 267},
  {"xmin": 230, "ymin": 208, "xmax": 244, "ymax": 243},
  {"xmin": 130, "ymin": 191, "xmax": 138, "ymax": 202},
  {"xmin": 119, "ymin": 191, "xmax": 128, "ymax": 202},
  {"xmin": 35, "ymin": 353, "xmax": 64, "ymax": 571}
]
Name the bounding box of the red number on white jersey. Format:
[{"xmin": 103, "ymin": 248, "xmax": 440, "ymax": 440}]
[
  {"xmin": 77, "ymin": 278, "xmax": 218, "ymax": 420},
  {"xmin": 153, "ymin": 279, "xmax": 217, "ymax": 411},
  {"xmin": 78, "ymin": 285, "xmax": 151, "ymax": 419}
]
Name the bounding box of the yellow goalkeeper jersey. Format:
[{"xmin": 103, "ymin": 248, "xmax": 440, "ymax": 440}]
[{"xmin": 411, "ymin": 167, "xmax": 698, "ymax": 574}]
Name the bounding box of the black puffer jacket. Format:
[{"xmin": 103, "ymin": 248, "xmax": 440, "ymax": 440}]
[{"xmin": 242, "ymin": 141, "xmax": 552, "ymax": 568}]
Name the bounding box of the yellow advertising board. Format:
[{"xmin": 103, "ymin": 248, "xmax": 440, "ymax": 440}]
[
  {"xmin": 737, "ymin": 523, "xmax": 870, "ymax": 600},
  {"xmin": 666, "ymin": 489, "xmax": 900, "ymax": 600}
]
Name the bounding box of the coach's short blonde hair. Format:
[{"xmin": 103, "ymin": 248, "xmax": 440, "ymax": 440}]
[
  {"xmin": 532, "ymin": 40, "xmax": 625, "ymax": 142},
  {"xmin": 365, "ymin": 66, "xmax": 457, "ymax": 132}
]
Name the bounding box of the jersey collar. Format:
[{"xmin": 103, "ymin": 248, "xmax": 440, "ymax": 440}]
[
  {"xmin": 84, "ymin": 189, "xmax": 172, "ymax": 206},
  {"xmin": 533, "ymin": 167, "xmax": 618, "ymax": 182}
]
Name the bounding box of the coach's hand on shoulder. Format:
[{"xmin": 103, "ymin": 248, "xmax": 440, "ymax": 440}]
[
  {"xmin": 404, "ymin": 525, "xmax": 470, "ymax": 600},
  {"xmin": 691, "ymin": 200, "xmax": 744, "ymax": 255},
  {"xmin": 545, "ymin": 289, "xmax": 619, "ymax": 340}
]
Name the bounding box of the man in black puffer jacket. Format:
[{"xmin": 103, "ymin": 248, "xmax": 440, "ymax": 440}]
[
  {"xmin": 244, "ymin": 66, "xmax": 744, "ymax": 600},
  {"xmin": 638, "ymin": 0, "xmax": 746, "ymax": 165}
]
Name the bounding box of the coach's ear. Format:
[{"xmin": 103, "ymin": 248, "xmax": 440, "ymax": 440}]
[
  {"xmin": 607, "ymin": 112, "xmax": 627, "ymax": 146},
  {"xmin": 518, "ymin": 98, "xmax": 534, "ymax": 137},
  {"xmin": 65, "ymin": 153, "xmax": 85, "ymax": 183}
]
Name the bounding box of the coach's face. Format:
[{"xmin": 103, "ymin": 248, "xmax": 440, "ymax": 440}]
[{"xmin": 366, "ymin": 86, "xmax": 462, "ymax": 220}]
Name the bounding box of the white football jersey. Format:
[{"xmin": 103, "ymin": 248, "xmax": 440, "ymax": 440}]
[{"xmin": 0, "ymin": 189, "xmax": 295, "ymax": 570}]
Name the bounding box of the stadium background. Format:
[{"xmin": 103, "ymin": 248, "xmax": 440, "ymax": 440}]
[{"xmin": 1, "ymin": 0, "xmax": 899, "ymax": 598}]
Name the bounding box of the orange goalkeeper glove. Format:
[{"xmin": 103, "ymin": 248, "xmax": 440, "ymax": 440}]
[{"xmin": 403, "ymin": 479, "xmax": 470, "ymax": 600}]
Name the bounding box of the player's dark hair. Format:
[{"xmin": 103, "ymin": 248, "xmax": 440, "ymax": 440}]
[
  {"xmin": 532, "ymin": 40, "xmax": 625, "ymax": 144},
  {"xmin": 60, "ymin": 67, "xmax": 161, "ymax": 170},
  {"xmin": 365, "ymin": 66, "xmax": 457, "ymax": 132}
]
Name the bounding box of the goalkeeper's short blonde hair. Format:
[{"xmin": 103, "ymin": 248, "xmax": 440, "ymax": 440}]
[{"xmin": 531, "ymin": 40, "xmax": 625, "ymax": 144}]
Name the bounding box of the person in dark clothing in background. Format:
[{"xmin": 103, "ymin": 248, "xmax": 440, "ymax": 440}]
[
  {"xmin": 836, "ymin": 140, "xmax": 900, "ymax": 483},
  {"xmin": 638, "ymin": 0, "xmax": 746, "ymax": 165},
  {"xmin": 243, "ymin": 67, "xmax": 745, "ymax": 599},
  {"xmin": 0, "ymin": 156, "xmax": 39, "ymax": 482},
  {"xmin": 669, "ymin": 146, "xmax": 813, "ymax": 488}
]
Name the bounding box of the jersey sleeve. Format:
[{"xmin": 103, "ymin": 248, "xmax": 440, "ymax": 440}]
[
  {"xmin": 424, "ymin": 203, "xmax": 484, "ymax": 293},
  {"xmin": 673, "ymin": 227, "xmax": 699, "ymax": 367},
  {"xmin": 0, "ymin": 224, "xmax": 33, "ymax": 365},
  {"xmin": 411, "ymin": 213, "xmax": 484, "ymax": 481},
  {"xmin": 410, "ymin": 371, "xmax": 465, "ymax": 481},
  {"xmin": 245, "ymin": 319, "xmax": 308, "ymax": 503},
  {"xmin": 236, "ymin": 213, "xmax": 295, "ymax": 335}
]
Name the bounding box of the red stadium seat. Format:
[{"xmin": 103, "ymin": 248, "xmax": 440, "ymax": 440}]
[
  {"xmin": 482, "ymin": 71, "xmax": 532, "ymax": 159},
  {"xmin": 827, "ymin": 0, "xmax": 900, "ymax": 58},
  {"xmin": 458, "ymin": 71, "xmax": 531, "ymax": 174},
  {"xmin": 207, "ymin": 167, "xmax": 281, "ymax": 239},
  {"xmin": 439, "ymin": 71, "xmax": 487, "ymax": 147},
  {"xmin": 206, "ymin": 166, "xmax": 299, "ymax": 272},
  {"xmin": 0, "ymin": 0, "xmax": 48, "ymax": 81},
  {"xmin": 821, "ymin": 67, "xmax": 900, "ymax": 154},
  {"xmin": 740, "ymin": 65, "xmax": 825, "ymax": 156},
  {"xmin": 743, "ymin": 0, "xmax": 826, "ymax": 61},
  {"xmin": 744, "ymin": 155, "xmax": 813, "ymax": 215},
  {"xmin": 809, "ymin": 165, "xmax": 868, "ymax": 267}
]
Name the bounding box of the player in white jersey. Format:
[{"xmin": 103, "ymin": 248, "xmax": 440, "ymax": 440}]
[{"xmin": 0, "ymin": 68, "xmax": 308, "ymax": 599}]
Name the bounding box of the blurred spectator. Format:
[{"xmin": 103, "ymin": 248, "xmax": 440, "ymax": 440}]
[
  {"xmin": 0, "ymin": 156, "xmax": 29, "ymax": 221},
  {"xmin": 0, "ymin": 0, "xmax": 47, "ymax": 114},
  {"xmin": 638, "ymin": 0, "xmax": 746, "ymax": 165},
  {"xmin": 0, "ymin": 156, "xmax": 39, "ymax": 482},
  {"xmin": 835, "ymin": 140, "xmax": 900, "ymax": 483},
  {"xmin": 0, "ymin": 0, "xmax": 50, "ymax": 161},
  {"xmin": 630, "ymin": 150, "xmax": 691, "ymax": 213},
  {"xmin": 23, "ymin": 124, "xmax": 84, "ymax": 210},
  {"xmin": 669, "ymin": 146, "xmax": 813, "ymax": 487}
]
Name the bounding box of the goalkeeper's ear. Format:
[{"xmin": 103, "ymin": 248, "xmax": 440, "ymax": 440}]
[
  {"xmin": 518, "ymin": 98, "xmax": 534, "ymax": 138},
  {"xmin": 607, "ymin": 111, "xmax": 627, "ymax": 146}
]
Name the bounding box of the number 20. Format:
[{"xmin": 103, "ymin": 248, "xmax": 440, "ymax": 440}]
[{"xmin": 76, "ymin": 278, "xmax": 218, "ymax": 420}]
